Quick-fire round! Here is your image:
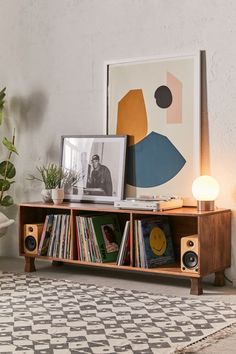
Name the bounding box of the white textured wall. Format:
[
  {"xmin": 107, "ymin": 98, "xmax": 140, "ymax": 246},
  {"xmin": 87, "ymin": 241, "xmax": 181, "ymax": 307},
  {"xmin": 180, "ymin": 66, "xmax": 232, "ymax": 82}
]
[{"xmin": 0, "ymin": 0, "xmax": 236, "ymax": 284}]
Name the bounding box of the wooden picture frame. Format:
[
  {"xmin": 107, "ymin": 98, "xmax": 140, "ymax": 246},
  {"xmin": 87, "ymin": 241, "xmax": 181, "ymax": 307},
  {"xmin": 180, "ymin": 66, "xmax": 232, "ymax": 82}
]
[{"xmin": 60, "ymin": 135, "xmax": 127, "ymax": 203}]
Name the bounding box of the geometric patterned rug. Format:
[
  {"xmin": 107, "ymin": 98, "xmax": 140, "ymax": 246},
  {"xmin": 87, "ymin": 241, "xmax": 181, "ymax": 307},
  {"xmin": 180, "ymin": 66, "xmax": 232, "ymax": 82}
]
[{"xmin": 0, "ymin": 273, "xmax": 235, "ymax": 354}]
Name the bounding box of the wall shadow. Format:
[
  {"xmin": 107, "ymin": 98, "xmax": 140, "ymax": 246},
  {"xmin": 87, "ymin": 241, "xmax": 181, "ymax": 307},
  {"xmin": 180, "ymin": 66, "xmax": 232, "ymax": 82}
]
[
  {"xmin": 200, "ymin": 50, "xmax": 210, "ymax": 175},
  {"xmin": 10, "ymin": 90, "xmax": 48, "ymax": 135}
]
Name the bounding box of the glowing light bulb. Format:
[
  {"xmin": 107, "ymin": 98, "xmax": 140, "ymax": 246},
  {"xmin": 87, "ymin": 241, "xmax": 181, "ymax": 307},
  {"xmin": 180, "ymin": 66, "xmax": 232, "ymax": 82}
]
[{"xmin": 192, "ymin": 175, "xmax": 219, "ymax": 211}]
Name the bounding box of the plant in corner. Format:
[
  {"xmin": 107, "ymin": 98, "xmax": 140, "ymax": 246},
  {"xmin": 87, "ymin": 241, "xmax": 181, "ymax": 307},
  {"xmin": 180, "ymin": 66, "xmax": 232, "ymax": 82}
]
[
  {"xmin": 0, "ymin": 87, "xmax": 18, "ymax": 235},
  {"xmin": 0, "ymin": 87, "xmax": 18, "ymax": 207}
]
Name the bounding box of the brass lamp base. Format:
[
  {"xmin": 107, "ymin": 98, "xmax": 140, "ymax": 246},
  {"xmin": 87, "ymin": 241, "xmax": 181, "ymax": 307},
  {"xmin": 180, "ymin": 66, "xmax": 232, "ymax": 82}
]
[{"xmin": 197, "ymin": 200, "xmax": 215, "ymax": 211}]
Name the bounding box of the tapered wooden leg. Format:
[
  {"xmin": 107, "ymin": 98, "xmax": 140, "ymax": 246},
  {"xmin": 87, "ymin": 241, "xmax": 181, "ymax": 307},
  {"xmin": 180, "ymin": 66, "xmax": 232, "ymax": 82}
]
[
  {"xmin": 190, "ymin": 277, "xmax": 203, "ymax": 295},
  {"xmin": 214, "ymin": 270, "xmax": 225, "ymax": 286},
  {"xmin": 25, "ymin": 256, "xmax": 36, "ymax": 272}
]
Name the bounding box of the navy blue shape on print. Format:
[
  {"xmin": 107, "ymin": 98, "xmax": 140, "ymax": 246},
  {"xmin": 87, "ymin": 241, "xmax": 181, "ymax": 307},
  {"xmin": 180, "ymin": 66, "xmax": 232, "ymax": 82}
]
[{"xmin": 126, "ymin": 131, "xmax": 186, "ymax": 187}]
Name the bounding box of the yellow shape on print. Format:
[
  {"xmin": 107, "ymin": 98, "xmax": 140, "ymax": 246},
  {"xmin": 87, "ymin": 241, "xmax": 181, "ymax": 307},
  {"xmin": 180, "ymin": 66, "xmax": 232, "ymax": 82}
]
[
  {"xmin": 150, "ymin": 227, "xmax": 167, "ymax": 256},
  {"xmin": 117, "ymin": 89, "xmax": 148, "ymax": 146}
]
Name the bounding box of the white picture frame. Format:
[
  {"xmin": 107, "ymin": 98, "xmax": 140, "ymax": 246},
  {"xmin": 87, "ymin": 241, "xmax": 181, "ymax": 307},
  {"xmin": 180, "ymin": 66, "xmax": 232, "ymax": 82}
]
[{"xmin": 60, "ymin": 135, "xmax": 127, "ymax": 203}]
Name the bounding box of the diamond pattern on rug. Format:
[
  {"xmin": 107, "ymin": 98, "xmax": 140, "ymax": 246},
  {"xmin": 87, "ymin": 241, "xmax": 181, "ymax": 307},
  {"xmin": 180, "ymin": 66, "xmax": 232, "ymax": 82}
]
[{"xmin": 0, "ymin": 273, "xmax": 235, "ymax": 354}]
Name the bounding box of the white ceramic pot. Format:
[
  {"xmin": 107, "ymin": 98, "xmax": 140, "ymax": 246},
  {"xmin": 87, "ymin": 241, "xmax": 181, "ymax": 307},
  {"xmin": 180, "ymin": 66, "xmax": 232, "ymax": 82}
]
[
  {"xmin": 41, "ymin": 189, "xmax": 52, "ymax": 203},
  {"xmin": 51, "ymin": 188, "xmax": 64, "ymax": 205}
]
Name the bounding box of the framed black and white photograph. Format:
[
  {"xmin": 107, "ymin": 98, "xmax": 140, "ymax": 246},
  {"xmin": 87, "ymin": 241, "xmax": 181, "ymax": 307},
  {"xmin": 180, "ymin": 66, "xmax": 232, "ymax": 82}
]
[{"xmin": 60, "ymin": 135, "xmax": 127, "ymax": 203}]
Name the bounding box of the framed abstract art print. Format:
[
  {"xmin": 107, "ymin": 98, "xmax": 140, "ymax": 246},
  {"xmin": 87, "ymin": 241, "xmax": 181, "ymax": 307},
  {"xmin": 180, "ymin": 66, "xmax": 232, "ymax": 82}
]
[{"xmin": 106, "ymin": 53, "xmax": 200, "ymax": 200}]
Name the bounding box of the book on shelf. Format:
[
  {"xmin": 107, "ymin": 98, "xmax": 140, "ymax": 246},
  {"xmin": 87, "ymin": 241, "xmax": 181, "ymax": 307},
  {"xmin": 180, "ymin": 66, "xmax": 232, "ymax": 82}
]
[
  {"xmin": 134, "ymin": 216, "xmax": 175, "ymax": 268},
  {"xmin": 116, "ymin": 220, "xmax": 130, "ymax": 266},
  {"xmin": 75, "ymin": 213, "xmax": 123, "ymax": 263}
]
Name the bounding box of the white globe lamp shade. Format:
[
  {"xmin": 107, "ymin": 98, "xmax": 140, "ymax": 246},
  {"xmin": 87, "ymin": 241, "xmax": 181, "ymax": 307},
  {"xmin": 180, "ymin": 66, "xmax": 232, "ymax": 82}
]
[{"xmin": 192, "ymin": 175, "xmax": 219, "ymax": 211}]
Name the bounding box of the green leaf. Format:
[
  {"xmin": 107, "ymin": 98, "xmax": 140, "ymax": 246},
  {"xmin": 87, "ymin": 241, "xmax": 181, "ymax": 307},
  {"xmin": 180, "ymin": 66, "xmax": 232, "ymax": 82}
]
[
  {"xmin": 0, "ymin": 161, "xmax": 16, "ymax": 179},
  {"xmin": 0, "ymin": 87, "xmax": 6, "ymax": 100},
  {"xmin": 0, "ymin": 87, "xmax": 6, "ymax": 126},
  {"xmin": 0, "ymin": 88, "xmax": 6, "ymax": 108},
  {"xmin": 2, "ymin": 137, "xmax": 18, "ymax": 155},
  {"xmin": 0, "ymin": 179, "xmax": 10, "ymax": 191},
  {"xmin": 0, "ymin": 195, "xmax": 14, "ymax": 207},
  {"xmin": 0, "ymin": 109, "xmax": 3, "ymax": 126}
]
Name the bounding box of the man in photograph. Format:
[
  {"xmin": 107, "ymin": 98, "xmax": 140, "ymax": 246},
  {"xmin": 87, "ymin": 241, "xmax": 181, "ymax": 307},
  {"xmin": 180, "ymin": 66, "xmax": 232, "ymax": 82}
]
[{"xmin": 87, "ymin": 154, "xmax": 113, "ymax": 196}]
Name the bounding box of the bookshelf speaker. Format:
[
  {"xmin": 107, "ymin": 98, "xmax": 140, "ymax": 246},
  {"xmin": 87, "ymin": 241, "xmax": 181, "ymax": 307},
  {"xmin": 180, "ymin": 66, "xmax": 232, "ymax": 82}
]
[
  {"xmin": 24, "ymin": 223, "xmax": 44, "ymax": 255},
  {"xmin": 181, "ymin": 235, "xmax": 199, "ymax": 273}
]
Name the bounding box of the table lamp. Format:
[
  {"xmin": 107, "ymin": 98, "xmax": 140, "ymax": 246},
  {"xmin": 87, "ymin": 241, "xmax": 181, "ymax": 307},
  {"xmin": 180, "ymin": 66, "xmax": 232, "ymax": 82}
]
[{"xmin": 192, "ymin": 175, "xmax": 219, "ymax": 211}]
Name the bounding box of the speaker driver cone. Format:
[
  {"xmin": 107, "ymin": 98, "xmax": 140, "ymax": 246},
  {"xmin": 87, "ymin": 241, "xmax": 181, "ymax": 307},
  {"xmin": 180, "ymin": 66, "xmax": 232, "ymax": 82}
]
[
  {"xmin": 25, "ymin": 235, "xmax": 37, "ymax": 252},
  {"xmin": 182, "ymin": 251, "xmax": 198, "ymax": 269}
]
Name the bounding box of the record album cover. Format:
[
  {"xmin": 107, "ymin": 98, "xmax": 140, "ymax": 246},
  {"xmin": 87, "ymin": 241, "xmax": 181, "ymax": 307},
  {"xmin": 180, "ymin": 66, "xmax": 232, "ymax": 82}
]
[{"xmin": 140, "ymin": 217, "xmax": 175, "ymax": 268}]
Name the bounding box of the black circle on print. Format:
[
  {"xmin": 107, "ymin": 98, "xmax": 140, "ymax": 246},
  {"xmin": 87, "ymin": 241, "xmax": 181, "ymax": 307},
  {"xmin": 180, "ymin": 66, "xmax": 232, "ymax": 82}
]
[{"xmin": 154, "ymin": 85, "xmax": 172, "ymax": 108}]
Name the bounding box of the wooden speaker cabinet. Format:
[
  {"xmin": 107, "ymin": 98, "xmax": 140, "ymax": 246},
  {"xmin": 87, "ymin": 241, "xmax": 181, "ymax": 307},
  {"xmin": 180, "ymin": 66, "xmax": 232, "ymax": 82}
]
[
  {"xmin": 181, "ymin": 235, "xmax": 199, "ymax": 273},
  {"xmin": 19, "ymin": 203, "xmax": 231, "ymax": 295},
  {"xmin": 24, "ymin": 223, "xmax": 44, "ymax": 255}
]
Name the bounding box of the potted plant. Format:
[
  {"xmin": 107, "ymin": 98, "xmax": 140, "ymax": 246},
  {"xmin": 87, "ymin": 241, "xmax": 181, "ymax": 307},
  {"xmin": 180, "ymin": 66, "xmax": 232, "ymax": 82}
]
[
  {"xmin": 0, "ymin": 87, "xmax": 18, "ymax": 235},
  {"xmin": 28, "ymin": 163, "xmax": 66, "ymax": 203}
]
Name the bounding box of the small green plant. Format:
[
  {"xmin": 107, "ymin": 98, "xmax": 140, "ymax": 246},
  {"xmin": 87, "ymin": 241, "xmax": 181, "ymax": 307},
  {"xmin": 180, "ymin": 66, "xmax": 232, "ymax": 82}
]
[
  {"xmin": 28, "ymin": 163, "xmax": 66, "ymax": 189},
  {"xmin": 0, "ymin": 87, "xmax": 18, "ymax": 207}
]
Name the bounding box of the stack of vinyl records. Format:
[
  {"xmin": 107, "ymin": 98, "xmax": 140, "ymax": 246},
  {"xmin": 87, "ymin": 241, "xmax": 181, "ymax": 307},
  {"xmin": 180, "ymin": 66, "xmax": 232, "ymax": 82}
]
[
  {"xmin": 38, "ymin": 214, "xmax": 72, "ymax": 259},
  {"xmin": 134, "ymin": 216, "xmax": 175, "ymax": 268},
  {"xmin": 75, "ymin": 213, "xmax": 122, "ymax": 263}
]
